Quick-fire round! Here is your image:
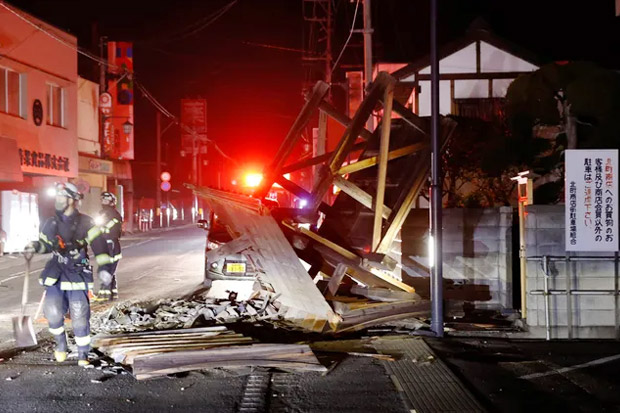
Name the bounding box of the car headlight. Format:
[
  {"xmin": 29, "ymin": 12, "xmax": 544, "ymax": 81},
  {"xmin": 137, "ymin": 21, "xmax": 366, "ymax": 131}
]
[
  {"xmin": 211, "ymin": 262, "xmax": 218, "ymax": 269},
  {"xmin": 207, "ymin": 241, "xmax": 220, "ymax": 250}
]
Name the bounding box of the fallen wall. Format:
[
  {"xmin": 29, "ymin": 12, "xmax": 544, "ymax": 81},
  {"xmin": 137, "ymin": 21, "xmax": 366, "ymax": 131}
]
[
  {"xmin": 525, "ymin": 205, "xmax": 619, "ymax": 339},
  {"xmin": 401, "ymin": 207, "xmax": 513, "ymax": 310}
]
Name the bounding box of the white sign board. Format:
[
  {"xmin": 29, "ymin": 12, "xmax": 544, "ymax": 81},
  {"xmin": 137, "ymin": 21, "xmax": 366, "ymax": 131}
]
[{"xmin": 565, "ymin": 149, "xmax": 618, "ymax": 251}]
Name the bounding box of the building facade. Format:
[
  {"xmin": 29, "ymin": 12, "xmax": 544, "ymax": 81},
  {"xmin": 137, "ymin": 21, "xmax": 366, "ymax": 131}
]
[{"xmin": 0, "ymin": 3, "xmax": 78, "ymax": 252}]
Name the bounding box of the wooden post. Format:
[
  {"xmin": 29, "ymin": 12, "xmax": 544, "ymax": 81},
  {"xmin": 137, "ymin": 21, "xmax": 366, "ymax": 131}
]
[{"xmin": 372, "ymin": 82, "xmax": 394, "ymax": 251}]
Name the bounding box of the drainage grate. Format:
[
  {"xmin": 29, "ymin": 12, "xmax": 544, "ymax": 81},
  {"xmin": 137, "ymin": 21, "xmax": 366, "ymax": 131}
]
[{"xmin": 239, "ymin": 372, "xmax": 272, "ymax": 413}]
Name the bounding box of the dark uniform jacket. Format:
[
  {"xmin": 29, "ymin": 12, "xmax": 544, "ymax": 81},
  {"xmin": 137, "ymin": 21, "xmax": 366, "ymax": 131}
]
[
  {"xmin": 38, "ymin": 210, "xmax": 109, "ymax": 290},
  {"xmin": 98, "ymin": 205, "xmax": 123, "ymax": 262}
]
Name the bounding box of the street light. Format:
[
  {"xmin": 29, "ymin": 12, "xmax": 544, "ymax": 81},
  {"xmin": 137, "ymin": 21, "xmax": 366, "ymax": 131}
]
[{"xmin": 122, "ymin": 120, "xmax": 133, "ymax": 134}]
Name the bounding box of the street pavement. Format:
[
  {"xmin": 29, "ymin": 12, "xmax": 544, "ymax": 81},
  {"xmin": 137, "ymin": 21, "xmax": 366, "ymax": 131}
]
[
  {"xmin": 1, "ymin": 226, "xmax": 619, "ymax": 412},
  {"xmin": 0, "ymin": 225, "xmax": 205, "ymax": 353}
]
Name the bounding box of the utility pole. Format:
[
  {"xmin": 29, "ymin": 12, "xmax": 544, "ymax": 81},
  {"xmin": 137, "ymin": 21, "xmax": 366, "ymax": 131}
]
[
  {"xmin": 302, "ymin": 0, "xmax": 332, "ymax": 189},
  {"xmin": 156, "ymin": 111, "xmax": 162, "ymax": 223},
  {"xmin": 362, "ymin": 0, "xmax": 374, "ymax": 131},
  {"xmin": 429, "ymin": 0, "xmax": 444, "ymax": 338}
]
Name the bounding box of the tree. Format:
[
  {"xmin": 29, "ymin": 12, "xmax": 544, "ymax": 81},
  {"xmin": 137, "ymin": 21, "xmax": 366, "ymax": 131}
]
[{"xmin": 505, "ymin": 62, "xmax": 620, "ymax": 202}]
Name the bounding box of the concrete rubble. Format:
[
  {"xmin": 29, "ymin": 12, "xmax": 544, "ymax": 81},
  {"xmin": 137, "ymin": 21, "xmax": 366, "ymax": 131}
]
[{"xmin": 91, "ymin": 283, "xmax": 282, "ymax": 336}]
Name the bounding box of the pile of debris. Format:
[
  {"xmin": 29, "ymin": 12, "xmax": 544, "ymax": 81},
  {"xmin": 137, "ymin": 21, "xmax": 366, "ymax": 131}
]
[
  {"xmin": 91, "ymin": 284, "xmax": 283, "ymax": 335},
  {"xmin": 92, "ymin": 326, "xmax": 325, "ymax": 380}
]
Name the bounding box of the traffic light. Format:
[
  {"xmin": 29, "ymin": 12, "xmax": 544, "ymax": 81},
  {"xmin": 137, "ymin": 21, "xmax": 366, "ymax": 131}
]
[{"xmin": 160, "ymin": 171, "xmax": 171, "ymax": 192}]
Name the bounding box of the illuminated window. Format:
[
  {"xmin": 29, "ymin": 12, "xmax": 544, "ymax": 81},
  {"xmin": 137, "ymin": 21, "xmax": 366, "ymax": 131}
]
[
  {"xmin": 0, "ymin": 67, "xmax": 24, "ymax": 117},
  {"xmin": 47, "ymin": 83, "xmax": 64, "ymax": 127}
]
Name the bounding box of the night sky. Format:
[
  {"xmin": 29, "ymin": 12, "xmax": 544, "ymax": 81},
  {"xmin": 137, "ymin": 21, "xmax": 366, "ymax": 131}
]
[{"xmin": 7, "ymin": 0, "xmax": 620, "ymax": 196}]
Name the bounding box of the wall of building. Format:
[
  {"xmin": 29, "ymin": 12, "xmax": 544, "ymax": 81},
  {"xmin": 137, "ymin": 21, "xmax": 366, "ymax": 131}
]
[
  {"xmin": 401, "ymin": 207, "xmax": 513, "ymax": 310},
  {"xmin": 0, "ymin": 3, "xmax": 78, "ymax": 179},
  {"xmin": 525, "ymin": 205, "xmax": 619, "ymax": 339},
  {"xmin": 77, "ymin": 77, "xmax": 100, "ymax": 156}
]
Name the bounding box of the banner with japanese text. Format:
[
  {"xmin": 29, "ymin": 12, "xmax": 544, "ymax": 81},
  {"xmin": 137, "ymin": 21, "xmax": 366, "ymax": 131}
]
[
  {"xmin": 180, "ymin": 99, "xmax": 207, "ymax": 156},
  {"xmin": 104, "ymin": 41, "xmax": 134, "ymax": 160},
  {"xmin": 565, "ymin": 149, "xmax": 618, "ymax": 251}
]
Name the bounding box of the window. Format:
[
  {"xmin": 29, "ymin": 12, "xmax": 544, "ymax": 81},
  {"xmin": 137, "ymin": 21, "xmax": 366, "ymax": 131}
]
[
  {"xmin": 0, "ymin": 67, "xmax": 24, "ymax": 117},
  {"xmin": 47, "ymin": 83, "xmax": 64, "ymax": 127}
]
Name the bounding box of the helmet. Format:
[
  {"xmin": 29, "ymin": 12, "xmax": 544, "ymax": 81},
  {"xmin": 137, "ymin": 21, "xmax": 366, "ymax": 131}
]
[
  {"xmin": 55, "ymin": 182, "xmax": 83, "ymax": 200},
  {"xmin": 101, "ymin": 192, "xmax": 117, "ymax": 205}
]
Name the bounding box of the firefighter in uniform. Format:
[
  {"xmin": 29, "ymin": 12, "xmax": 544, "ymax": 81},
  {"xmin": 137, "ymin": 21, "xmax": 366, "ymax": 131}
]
[
  {"xmin": 25, "ymin": 182, "xmax": 111, "ymax": 366},
  {"xmin": 94, "ymin": 192, "xmax": 123, "ymax": 301}
]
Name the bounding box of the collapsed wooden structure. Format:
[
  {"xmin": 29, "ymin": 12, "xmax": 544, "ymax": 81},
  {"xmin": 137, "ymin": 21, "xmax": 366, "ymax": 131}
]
[
  {"xmin": 191, "ymin": 72, "xmax": 458, "ymax": 333},
  {"xmin": 93, "ymin": 327, "xmax": 326, "ymax": 380}
]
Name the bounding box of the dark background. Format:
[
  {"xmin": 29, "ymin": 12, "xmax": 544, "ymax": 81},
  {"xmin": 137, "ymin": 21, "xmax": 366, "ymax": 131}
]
[{"xmin": 8, "ymin": 0, "xmax": 620, "ymax": 196}]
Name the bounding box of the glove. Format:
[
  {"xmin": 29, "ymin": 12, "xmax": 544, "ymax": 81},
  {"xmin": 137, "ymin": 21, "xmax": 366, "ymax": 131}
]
[
  {"xmin": 69, "ymin": 248, "xmax": 81, "ymax": 260},
  {"xmin": 24, "ymin": 241, "xmax": 41, "ymax": 254},
  {"xmin": 98, "ymin": 269, "xmax": 112, "ymax": 285}
]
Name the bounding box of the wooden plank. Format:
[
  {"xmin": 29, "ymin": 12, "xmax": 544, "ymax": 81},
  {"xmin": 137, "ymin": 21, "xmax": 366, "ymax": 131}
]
[
  {"xmin": 281, "ymin": 221, "xmax": 358, "ymax": 261},
  {"xmin": 282, "ymin": 142, "xmax": 366, "ymax": 175},
  {"xmin": 314, "ymin": 245, "xmax": 405, "ymax": 291},
  {"xmin": 337, "ymin": 143, "xmax": 426, "ymax": 175},
  {"xmin": 350, "ymin": 285, "xmax": 420, "ymax": 302},
  {"xmin": 326, "ymin": 263, "xmax": 347, "ymax": 297},
  {"xmin": 373, "ymin": 82, "xmax": 394, "ymax": 252},
  {"xmin": 132, "ymin": 344, "xmax": 326, "ymax": 380},
  {"xmin": 93, "ymin": 326, "xmax": 228, "ymax": 342},
  {"xmin": 332, "ymin": 175, "xmax": 392, "ymax": 219},
  {"xmin": 257, "ymin": 81, "xmax": 330, "ymax": 199}
]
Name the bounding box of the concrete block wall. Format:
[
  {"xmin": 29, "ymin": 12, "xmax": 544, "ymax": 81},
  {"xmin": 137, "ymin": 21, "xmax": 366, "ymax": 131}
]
[
  {"xmin": 525, "ymin": 205, "xmax": 619, "ymax": 339},
  {"xmin": 402, "ymin": 207, "xmax": 513, "ymax": 310}
]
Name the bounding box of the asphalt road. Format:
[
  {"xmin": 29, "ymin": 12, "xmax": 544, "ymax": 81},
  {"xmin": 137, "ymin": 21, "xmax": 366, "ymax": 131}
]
[{"xmin": 0, "ymin": 225, "xmax": 206, "ymax": 352}]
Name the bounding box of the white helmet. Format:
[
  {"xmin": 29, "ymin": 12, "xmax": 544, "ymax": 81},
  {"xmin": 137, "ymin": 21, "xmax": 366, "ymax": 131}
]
[
  {"xmin": 56, "ymin": 182, "xmax": 83, "ymax": 200},
  {"xmin": 101, "ymin": 192, "xmax": 117, "ymax": 205}
]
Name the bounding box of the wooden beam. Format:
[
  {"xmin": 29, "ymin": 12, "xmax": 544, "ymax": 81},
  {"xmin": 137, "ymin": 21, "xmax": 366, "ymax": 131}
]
[
  {"xmin": 375, "ymin": 117, "xmax": 458, "ymax": 254},
  {"xmin": 337, "ymin": 143, "xmax": 426, "ymax": 175},
  {"xmin": 281, "ymin": 220, "xmax": 359, "ymax": 261},
  {"xmin": 373, "ymin": 83, "xmax": 394, "ymax": 251},
  {"xmin": 310, "ymin": 72, "xmax": 396, "ymax": 211},
  {"xmin": 274, "ymin": 175, "xmax": 333, "ymax": 216},
  {"xmin": 326, "ymin": 263, "xmax": 347, "ymax": 296},
  {"xmin": 389, "ymin": 99, "xmax": 427, "ymax": 135},
  {"xmin": 282, "ymin": 142, "xmax": 366, "ymax": 175},
  {"xmin": 316, "ymin": 100, "xmax": 374, "ymax": 141},
  {"xmin": 257, "ymin": 81, "xmax": 330, "ymax": 198},
  {"xmin": 333, "ymin": 176, "xmax": 392, "ymax": 219}
]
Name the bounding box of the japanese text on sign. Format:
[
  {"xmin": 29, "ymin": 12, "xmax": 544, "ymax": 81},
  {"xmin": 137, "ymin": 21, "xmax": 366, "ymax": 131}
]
[{"xmin": 565, "ymin": 150, "xmax": 618, "ymax": 251}]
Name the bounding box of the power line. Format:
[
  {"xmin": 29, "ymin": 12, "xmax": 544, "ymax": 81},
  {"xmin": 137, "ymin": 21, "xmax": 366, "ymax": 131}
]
[
  {"xmin": 331, "ymin": 0, "xmax": 361, "ymax": 73},
  {"xmin": 0, "ymin": 1, "xmax": 120, "ymax": 71},
  {"xmin": 0, "ymin": 1, "xmax": 239, "ymax": 166}
]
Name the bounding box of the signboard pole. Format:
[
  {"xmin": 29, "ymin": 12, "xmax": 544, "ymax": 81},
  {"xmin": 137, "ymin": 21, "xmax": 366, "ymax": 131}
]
[{"xmin": 156, "ymin": 112, "xmax": 162, "ymax": 219}]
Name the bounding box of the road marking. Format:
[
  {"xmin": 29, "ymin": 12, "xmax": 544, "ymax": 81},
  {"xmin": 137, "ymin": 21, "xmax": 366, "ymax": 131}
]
[
  {"xmin": 0, "ymin": 268, "xmax": 44, "ymax": 285},
  {"xmin": 123, "ymin": 237, "xmax": 158, "ymax": 249},
  {"xmin": 519, "ymin": 353, "xmax": 620, "ymax": 380}
]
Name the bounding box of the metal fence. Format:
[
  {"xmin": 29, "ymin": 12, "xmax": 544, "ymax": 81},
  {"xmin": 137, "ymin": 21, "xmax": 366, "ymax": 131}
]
[{"xmin": 528, "ymin": 253, "xmax": 620, "ymax": 340}]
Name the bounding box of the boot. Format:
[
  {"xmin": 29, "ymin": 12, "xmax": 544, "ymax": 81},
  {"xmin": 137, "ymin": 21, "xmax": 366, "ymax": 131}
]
[{"xmin": 54, "ymin": 351, "xmax": 67, "ymax": 363}]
